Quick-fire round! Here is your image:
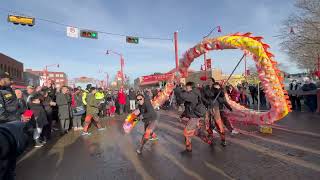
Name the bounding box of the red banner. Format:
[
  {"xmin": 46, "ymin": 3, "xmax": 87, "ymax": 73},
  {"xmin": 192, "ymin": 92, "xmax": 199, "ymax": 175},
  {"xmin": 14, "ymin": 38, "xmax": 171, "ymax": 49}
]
[
  {"xmin": 140, "ymin": 73, "xmax": 174, "ymax": 84},
  {"xmin": 206, "ymin": 58, "xmax": 211, "ymax": 69}
]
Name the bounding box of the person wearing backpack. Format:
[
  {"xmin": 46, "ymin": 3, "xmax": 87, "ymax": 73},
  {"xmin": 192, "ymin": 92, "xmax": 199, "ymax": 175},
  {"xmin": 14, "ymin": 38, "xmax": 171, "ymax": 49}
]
[{"xmin": 175, "ymin": 81, "xmax": 213, "ymax": 153}]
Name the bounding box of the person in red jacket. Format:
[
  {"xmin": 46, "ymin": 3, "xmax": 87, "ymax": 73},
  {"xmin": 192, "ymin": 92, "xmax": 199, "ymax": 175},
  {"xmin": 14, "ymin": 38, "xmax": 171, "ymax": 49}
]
[
  {"xmin": 227, "ymin": 85, "xmax": 240, "ymax": 103},
  {"xmin": 118, "ymin": 88, "xmax": 126, "ymax": 115}
]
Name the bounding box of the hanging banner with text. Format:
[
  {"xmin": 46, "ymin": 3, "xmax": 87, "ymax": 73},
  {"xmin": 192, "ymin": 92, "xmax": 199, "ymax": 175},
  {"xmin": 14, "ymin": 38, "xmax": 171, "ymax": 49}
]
[{"xmin": 139, "ymin": 73, "xmax": 174, "ymax": 85}]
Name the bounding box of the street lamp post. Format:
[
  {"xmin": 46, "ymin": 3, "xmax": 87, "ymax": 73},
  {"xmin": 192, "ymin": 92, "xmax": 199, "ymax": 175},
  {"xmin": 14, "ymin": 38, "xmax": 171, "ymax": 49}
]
[
  {"xmin": 43, "ymin": 64, "xmax": 59, "ymax": 85},
  {"xmin": 174, "ymin": 31, "xmax": 179, "ymax": 77},
  {"xmin": 202, "ymin": 25, "xmax": 221, "ymax": 80},
  {"xmin": 106, "ymin": 50, "xmax": 125, "ymax": 86},
  {"xmin": 104, "ymin": 72, "xmax": 109, "ymax": 89}
]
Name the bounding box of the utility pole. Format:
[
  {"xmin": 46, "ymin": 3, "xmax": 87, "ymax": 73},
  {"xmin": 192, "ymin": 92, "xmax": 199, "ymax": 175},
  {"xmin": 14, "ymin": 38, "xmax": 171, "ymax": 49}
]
[{"xmin": 174, "ymin": 31, "xmax": 179, "ymax": 80}]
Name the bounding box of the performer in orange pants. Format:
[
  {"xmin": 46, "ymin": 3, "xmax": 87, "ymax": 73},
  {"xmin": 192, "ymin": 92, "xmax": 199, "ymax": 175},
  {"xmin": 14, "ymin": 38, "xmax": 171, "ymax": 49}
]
[
  {"xmin": 82, "ymin": 87, "xmax": 105, "ymax": 136},
  {"xmin": 135, "ymin": 94, "xmax": 159, "ymax": 154},
  {"xmin": 184, "ymin": 117, "xmax": 213, "ymax": 152},
  {"xmin": 83, "ymin": 114, "xmax": 103, "ymax": 133}
]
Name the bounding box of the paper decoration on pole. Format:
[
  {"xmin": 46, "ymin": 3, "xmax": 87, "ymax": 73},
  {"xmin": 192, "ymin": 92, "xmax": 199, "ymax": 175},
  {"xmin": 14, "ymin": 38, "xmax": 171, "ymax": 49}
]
[{"xmin": 66, "ymin": 27, "xmax": 79, "ymax": 38}]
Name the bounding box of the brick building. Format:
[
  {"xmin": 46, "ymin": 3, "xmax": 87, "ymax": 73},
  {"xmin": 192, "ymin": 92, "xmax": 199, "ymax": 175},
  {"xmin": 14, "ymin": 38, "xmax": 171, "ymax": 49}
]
[
  {"xmin": 25, "ymin": 69, "xmax": 68, "ymax": 87},
  {"xmin": 0, "ymin": 53, "xmax": 25, "ymax": 87}
]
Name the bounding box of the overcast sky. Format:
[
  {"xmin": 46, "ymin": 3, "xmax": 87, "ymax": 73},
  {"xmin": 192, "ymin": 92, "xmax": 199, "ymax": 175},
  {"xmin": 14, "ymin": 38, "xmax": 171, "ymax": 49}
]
[{"xmin": 0, "ymin": 0, "xmax": 297, "ymax": 81}]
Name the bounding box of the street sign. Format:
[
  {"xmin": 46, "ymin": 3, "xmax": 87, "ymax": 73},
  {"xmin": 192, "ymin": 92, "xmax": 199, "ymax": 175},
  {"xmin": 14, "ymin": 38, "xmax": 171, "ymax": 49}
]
[{"xmin": 66, "ymin": 26, "xmax": 79, "ymax": 38}]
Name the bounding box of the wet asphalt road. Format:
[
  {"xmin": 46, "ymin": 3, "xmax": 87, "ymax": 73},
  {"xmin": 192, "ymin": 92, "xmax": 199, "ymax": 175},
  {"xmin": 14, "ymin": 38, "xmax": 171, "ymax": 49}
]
[{"xmin": 16, "ymin": 111, "xmax": 320, "ymax": 180}]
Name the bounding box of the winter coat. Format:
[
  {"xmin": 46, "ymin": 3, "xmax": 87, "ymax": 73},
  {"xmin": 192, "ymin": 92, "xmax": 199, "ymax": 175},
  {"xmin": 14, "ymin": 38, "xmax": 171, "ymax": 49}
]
[
  {"xmin": 72, "ymin": 94, "xmax": 83, "ymax": 108},
  {"xmin": 138, "ymin": 98, "xmax": 157, "ymax": 123},
  {"xmin": 16, "ymin": 98, "xmax": 27, "ymax": 116},
  {"xmin": 129, "ymin": 90, "xmax": 136, "ymax": 100},
  {"xmin": 175, "ymin": 88, "xmax": 200, "ymax": 118},
  {"xmin": 42, "ymin": 96, "xmax": 53, "ymax": 115},
  {"xmin": 56, "ymin": 92, "xmax": 72, "ymax": 120},
  {"xmin": 118, "ymin": 91, "xmax": 126, "ymax": 105},
  {"xmin": 202, "ymin": 85, "xmax": 224, "ymax": 108},
  {"xmin": 82, "ymin": 90, "xmax": 89, "ymax": 105},
  {"xmin": 0, "ymin": 86, "xmax": 19, "ymax": 122},
  {"xmin": 29, "ymin": 103, "xmax": 48, "ymax": 128},
  {"xmin": 174, "ymin": 86, "xmax": 184, "ymax": 105},
  {"xmin": 86, "ymin": 93, "xmax": 100, "ymax": 115},
  {"xmin": 228, "ymin": 89, "xmax": 240, "ymax": 102}
]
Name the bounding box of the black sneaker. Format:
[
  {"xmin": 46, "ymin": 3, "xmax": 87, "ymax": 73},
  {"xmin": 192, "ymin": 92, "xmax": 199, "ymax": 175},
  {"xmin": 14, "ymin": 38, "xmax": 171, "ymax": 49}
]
[
  {"xmin": 34, "ymin": 140, "xmax": 44, "ymax": 148},
  {"xmin": 221, "ymin": 140, "xmax": 227, "ymax": 147}
]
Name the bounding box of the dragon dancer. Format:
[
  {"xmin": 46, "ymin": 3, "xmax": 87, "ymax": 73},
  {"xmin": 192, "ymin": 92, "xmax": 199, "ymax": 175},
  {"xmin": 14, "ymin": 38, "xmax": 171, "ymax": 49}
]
[{"xmin": 134, "ymin": 94, "xmax": 159, "ymax": 155}]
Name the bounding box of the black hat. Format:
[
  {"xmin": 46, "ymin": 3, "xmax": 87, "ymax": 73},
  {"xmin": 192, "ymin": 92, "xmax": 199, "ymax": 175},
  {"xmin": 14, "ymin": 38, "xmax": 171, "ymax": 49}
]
[
  {"xmin": 86, "ymin": 84, "xmax": 92, "ymax": 90},
  {"xmin": 0, "ymin": 70, "xmax": 11, "ymax": 79}
]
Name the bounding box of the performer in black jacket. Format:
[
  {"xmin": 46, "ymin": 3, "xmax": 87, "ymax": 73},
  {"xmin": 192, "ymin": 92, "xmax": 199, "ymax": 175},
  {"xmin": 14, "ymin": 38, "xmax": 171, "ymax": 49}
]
[
  {"xmin": 135, "ymin": 94, "xmax": 159, "ymax": 154},
  {"xmin": 176, "ymin": 82, "xmax": 213, "ymax": 152}
]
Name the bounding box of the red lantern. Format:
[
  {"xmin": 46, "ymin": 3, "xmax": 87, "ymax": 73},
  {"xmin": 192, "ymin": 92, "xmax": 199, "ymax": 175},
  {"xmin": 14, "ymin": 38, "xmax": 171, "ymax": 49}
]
[{"xmin": 314, "ymin": 71, "xmax": 320, "ymax": 78}]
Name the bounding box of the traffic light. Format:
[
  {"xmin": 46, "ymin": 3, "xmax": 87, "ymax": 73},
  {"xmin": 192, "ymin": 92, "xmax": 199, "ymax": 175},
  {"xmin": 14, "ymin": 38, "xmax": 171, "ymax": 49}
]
[
  {"xmin": 126, "ymin": 36, "xmax": 139, "ymax": 44},
  {"xmin": 7, "ymin": 15, "xmax": 35, "ymax": 26},
  {"xmin": 80, "ymin": 30, "xmax": 98, "ymax": 39}
]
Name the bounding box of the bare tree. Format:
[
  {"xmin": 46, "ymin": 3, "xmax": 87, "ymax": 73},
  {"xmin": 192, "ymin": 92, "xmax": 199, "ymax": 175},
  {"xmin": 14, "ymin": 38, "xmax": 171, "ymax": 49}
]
[{"xmin": 280, "ymin": 0, "xmax": 320, "ymax": 71}]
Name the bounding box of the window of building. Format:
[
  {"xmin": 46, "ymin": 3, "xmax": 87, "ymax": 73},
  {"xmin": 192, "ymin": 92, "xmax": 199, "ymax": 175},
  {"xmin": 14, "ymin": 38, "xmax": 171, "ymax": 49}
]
[
  {"xmin": 56, "ymin": 79, "xmax": 60, "ymax": 82},
  {"xmin": 49, "ymin": 74, "xmax": 54, "ymax": 77},
  {"xmin": 60, "ymin": 74, "xmax": 64, "ymax": 78},
  {"xmin": 55, "ymin": 74, "xmax": 60, "ymax": 77},
  {"xmin": 0, "ymin": 64, "xmax": 3, "ymax": 70},
  {"xmin": 4, "ymin": 65, "xmax": 7, "ymax": 72}
]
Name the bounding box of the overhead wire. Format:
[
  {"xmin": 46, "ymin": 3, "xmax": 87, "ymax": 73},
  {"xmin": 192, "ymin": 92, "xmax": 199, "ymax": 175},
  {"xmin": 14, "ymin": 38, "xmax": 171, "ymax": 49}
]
[{"xmin": 0, "ymin": 8, "xmax": 173, "ymax": 41}]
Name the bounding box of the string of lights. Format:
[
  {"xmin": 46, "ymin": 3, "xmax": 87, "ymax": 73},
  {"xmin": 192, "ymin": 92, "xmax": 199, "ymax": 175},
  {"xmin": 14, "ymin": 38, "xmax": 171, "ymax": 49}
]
[{"xmin": 0, "ymin": 8, "xmax": 173, "ymax": 41}]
